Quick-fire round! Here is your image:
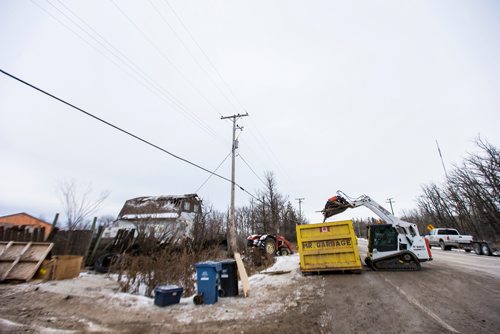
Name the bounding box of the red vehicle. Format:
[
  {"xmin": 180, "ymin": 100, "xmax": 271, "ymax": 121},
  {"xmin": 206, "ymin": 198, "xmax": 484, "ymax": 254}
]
[{"xmin": 247, "ymin": 234, "xmax": 293, "ymax": 256}]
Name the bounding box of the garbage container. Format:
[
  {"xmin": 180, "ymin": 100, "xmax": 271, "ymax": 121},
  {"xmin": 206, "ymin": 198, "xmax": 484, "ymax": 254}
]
[
  {"xmin": 194, "ymin": 261, "xmax": 221, "ymax": 305},
  {"xmin": 154, "ymin": 285, "xmax": 183, "ymax": 307},
  {"xmin": 218, "ymin": 259, "xmax": 238, "ymax": 297}
]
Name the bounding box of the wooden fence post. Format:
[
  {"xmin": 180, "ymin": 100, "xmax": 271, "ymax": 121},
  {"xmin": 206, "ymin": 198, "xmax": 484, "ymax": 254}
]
[
  {"xmin": 91, "ymin": 217, "xmax": 97, "ymax": 233},
  {"xmin": 86, "ymin": 225, "xmax": 105, "ymax": 267},
  {"xmin": 52, "ymin": 213, "xmax": 59, "ymax": 228}
]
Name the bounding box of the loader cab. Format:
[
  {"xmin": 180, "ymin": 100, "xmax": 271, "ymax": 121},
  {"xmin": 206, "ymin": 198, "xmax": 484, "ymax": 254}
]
[{"xmin": 367, "ymin": 224, "xmax": 399, "ymax": 252}]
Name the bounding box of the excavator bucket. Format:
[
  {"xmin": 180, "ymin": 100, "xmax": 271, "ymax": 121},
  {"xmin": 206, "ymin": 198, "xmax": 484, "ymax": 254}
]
[{"xmin": 322, "ymin": 196, "xmax": 352, "ymax": 222}]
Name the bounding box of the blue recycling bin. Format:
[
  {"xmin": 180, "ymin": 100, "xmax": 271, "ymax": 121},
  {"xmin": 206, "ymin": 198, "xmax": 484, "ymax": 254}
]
[
  {"xmin": 154, "ymin": 285, "xmax": 183, "ymax": 307},
  {"xmin": 194, "ymin": 261, "xmax": 222, "ymax": 305}
]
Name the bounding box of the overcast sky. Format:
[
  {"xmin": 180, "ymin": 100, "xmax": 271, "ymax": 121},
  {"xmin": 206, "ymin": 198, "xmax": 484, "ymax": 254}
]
[{"xmin": 1, "ymin": 0, "xmax": 499, "ymax": 225}]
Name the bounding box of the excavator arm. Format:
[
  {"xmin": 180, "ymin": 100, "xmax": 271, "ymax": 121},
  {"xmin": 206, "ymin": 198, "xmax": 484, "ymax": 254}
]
[{"xmin": 323, "ymin": 192, "xmax": 419, "ymax": 239}]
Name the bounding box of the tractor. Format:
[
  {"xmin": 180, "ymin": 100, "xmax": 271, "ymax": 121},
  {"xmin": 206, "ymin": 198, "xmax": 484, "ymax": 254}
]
[{"xmin": 247, "ymin": 234, "xmax": 293, "ymax": 256}]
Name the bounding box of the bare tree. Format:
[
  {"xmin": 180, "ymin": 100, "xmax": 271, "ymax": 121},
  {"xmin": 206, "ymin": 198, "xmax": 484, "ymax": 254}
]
[
  {"xmin": 415, "ymin": 137, "xmax": 499, "ymax": 240},
  {"xmin": 57, "ymin": 179, "xmax": 110, "ymax": 230},
  {"xmin": 192, "ymin": 202, "xmax": 225, "ymax": 246},
  {"xmin": 235, "ymin": 171, "xmax": 303, "ymax": 238}
]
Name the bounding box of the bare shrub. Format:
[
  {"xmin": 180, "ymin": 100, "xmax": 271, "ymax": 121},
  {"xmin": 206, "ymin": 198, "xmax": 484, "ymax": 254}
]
[{"xmin": 116, "ymin": 243, "xmax": 225, "ymax": 297}]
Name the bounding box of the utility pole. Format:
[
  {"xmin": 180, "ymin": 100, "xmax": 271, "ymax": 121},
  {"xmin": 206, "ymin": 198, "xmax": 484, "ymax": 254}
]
[
  {"xmin": 221, "ymin": 112, "xmax": 248, "ymax": 255},
  {"xmin": 295, "ymin": 198, "xmax": 305, "ymax": 224},
  {"xmin": 386, "ymin": 198, "xmax": 395, "ymax": 215}
]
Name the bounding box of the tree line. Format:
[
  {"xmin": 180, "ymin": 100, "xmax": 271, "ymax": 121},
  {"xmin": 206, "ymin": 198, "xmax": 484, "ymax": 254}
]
[{"xmin": 402, "ymin": 137, "xmax": 499, "ymax": 241}]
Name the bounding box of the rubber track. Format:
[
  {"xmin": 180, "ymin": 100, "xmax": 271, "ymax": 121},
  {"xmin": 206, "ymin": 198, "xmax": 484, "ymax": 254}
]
[{"xmin": 368, "ymin": 254, "xmax": 421, "ymax": 271}]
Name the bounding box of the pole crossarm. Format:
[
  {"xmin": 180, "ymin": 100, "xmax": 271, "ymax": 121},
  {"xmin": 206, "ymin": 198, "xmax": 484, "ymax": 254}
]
[{"xmin": 220, "ymin": 112, "xmax": 249, "ymax": 120}]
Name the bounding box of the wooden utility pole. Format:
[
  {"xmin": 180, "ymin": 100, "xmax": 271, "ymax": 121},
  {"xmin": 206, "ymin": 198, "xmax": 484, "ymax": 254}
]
[
  {"xmin": 386, "ymin": 198, "xmax": 395, "ymax": 215},
  {"xmin": 295, "ymin": 198, "xmax": 305, "ymax": 224},
  {"xmin": 221, "ymin": 112, "xmax": 248, "ymax": 254}
]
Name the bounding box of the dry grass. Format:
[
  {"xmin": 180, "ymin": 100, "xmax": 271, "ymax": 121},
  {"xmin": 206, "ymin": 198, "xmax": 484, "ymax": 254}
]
[{"xmin": 113, "ymin": 234, "xmax": 277, "ymax": 297}]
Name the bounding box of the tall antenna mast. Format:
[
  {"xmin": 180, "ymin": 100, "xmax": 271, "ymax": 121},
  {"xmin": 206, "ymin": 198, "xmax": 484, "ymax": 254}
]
[{"xmin": 435, "ymin": 140, "xmax": 448, "ymax": 178}]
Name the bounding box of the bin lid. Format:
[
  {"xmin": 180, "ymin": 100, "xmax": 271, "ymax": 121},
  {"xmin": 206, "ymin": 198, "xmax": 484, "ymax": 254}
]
[
  {"xmin": 155, "ymin": 285, "xmax": 183, "ymax": 292},
  {"xmin": 219, "ymin": 259, "xmax": 236, "ymax": 264},
  {"xmin": 195, "ymin": 261, "xmax": 222, "ymax": 270}
]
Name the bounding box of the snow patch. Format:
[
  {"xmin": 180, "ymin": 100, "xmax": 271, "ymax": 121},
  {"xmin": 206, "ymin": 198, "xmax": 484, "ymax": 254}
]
[
  {"xmin": 35, "ymin": 326, "xmax": 78, "ymax": 334},
  {"xmin": 78, "ymin": 319, "xmax": 114, "ymax": 332},
  {"xmin": 122, "ymin": 213, "xmax": 179, "ymax": 220},
  {"xmin": 36, "ymin": 273, "xmax": 119, "ymax": 297},
  {"xmin": 0, "ymin": 318, "xmax": 24, "ymax": 328}
]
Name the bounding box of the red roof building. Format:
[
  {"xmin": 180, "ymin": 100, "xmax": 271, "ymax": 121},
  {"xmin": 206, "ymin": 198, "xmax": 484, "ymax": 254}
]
[{"xmin": 0, "ymin": 212, "xmax": 52, "ymax": 239}]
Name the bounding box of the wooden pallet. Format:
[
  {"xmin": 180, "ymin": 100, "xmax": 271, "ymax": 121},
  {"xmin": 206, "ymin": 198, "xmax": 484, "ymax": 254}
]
[{"xmin": 0, "ymin": 241, "xmax": 53, "ymax": 282}]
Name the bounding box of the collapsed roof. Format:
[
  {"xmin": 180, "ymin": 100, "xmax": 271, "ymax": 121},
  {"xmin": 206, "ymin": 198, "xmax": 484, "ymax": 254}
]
[{"xmin": 117, "ymin": 194, "xmax": 201, "ymax": 220}]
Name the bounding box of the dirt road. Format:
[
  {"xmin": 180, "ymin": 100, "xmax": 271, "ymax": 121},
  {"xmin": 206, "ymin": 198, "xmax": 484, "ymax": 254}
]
[{"xmin": 1, "ymin": 242, "xmax": 499, "ymax": 333}]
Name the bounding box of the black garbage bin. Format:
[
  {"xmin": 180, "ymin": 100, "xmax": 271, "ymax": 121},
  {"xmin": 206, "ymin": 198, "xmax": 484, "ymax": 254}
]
[{"xmin": 218, "ymin": 259, "xmax": 238, "ymax": 297}]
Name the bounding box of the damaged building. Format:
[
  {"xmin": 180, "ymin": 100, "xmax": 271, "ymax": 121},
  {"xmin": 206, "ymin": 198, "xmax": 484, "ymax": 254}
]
[{"xmin": 104, "ymin": 194, "xmax": 202, "ymax": 239}]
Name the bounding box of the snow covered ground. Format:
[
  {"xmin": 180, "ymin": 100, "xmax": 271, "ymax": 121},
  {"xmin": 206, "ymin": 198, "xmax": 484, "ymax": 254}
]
[
  {"xmin": 26, "ymin": 253, "xmax": 310, "ymax": 327},
  {"xmin": 3, "ymin": 241, "xmax": 500, "ymax": 333}
]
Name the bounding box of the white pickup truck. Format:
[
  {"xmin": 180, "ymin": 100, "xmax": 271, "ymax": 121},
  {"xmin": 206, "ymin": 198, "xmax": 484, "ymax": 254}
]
[{"xmin": 426, "ymin": 228, "xmax": 473, "ymax": 251}]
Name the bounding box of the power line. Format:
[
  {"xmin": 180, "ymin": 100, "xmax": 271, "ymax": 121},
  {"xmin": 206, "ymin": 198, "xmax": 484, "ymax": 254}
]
[
  {"xmin": 163, "ymin": 0, "xmax": 242, "ymax": 112},
  {"xmin": 161, "ymin": 1, "xmax": 293, "ymax": 182},
  {"xmin": 49, "ymin": 0, "xmax": 211, "ymax": 125},
  {"xmin": 109, "ymin": 0, "xmax": 227, "ymax": 126},
  {"xmin": 77, "ymin": 0, "xmax": 288, "ymax": 189},
  {"xmin": 147, "ymin": 0, "xmax": 225, "ymax": 118},
  {"xmin": 31, "ymin": 0, "xmax": 225, "ymax": 144},
  {"xmin": 25, "ymin": 2, "xmax": 280, "ymax": 204},
  {"xmin": 0, "ymin": 68, "xmax": 260, "ymax": 201}
]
